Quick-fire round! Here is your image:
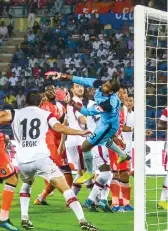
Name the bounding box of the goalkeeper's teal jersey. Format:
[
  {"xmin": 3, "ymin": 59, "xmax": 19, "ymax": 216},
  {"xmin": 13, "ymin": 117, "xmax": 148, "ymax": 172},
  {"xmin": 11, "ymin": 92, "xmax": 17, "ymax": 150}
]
[{"xmin": 72, "ymin": 76, "xmax": 121, "ymax": 131}]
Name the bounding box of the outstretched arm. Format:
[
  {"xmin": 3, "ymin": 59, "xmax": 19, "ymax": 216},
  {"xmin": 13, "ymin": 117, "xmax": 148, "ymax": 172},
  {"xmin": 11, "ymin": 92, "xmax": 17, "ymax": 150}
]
[
  {"xmin": 52, "ymin": 123, "xmax": 91, "ymax": 136},
  {"xmin": 69, "ymin": 100, "xmax": 102, "ymax": 116},
  {"xmin": 61, "ymin": 74, "xmax": 98, "ymax": 88},
  {"xmin": 45, "ymin": 72, "xmax": 101, "ymax": 88}
]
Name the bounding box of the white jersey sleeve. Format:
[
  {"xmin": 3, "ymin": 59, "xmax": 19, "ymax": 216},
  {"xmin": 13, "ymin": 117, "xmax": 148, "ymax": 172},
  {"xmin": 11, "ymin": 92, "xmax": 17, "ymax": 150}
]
[
  {"xmin": 160, "ymin": 107, "xmax": 168, "ymax": 122},
  {"xmin": 47, "ymin": 113, "xmax": 60, "ymax": 128},
  {"xmin": 11, "ymin": 106, "xmax": 58, "ymax": 164},
  {"xmin": 87, "ymin": 100, "xmax": 100, "ymax": 132},
  {"xmin": 65, "ymin": 96, "xmax": 85, "ymax": 147},
  {"xmin": 122, "ymin": 110, "xmax": 134, "ymax": 156}
]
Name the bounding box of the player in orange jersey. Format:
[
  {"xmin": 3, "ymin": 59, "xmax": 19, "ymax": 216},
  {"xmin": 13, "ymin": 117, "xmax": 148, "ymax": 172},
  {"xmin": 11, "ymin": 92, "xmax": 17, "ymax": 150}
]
[
  {"xmin": 110, "ymin": 86, "xmax": 134, "ymax": 212},
  {"xmin": 0, "ymin": 133, "xmax": 19, "ymax": 231},
  {"xmin": 34, "ymin": 85, "xmax": 73, "ymax": 205}
]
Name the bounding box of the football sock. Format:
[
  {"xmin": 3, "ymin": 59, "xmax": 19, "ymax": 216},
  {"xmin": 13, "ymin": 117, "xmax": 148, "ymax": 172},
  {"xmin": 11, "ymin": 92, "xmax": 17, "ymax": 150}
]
[
  {"xmin": 72, "ymin": 174, "xmax": 82, "ymax": 195},
  {"xmin": 85, "ymin": 179, "xmax": 94, "ymax": 192},
  {"xmin": 120, "ymin": 182, "xmax": 131, "ymax": 205},
  {"xmin": 83, "ymin": 151, "xmax": 93, "ymax": 174},
  {"xmin": 88, "ymin": 172, "xmax": 111, "ymax": 202},
  {"xmin": 0, "ymin": 183, "xmax": 16, "ymax": 221},
  {"xmin": 110, "ymin": 180, "xmax": 120, "ymax": 206},
  {"xmin": 106, "ymin": 140, "xmax": 126, "ymax": 158},
  {"xmin": 72, "ymin": 183, "xmax": 82, "ymax": 196},
  {"xmin": 101, "ymin": 173, "xmax": 112, "ymax": 200},
  {"xmin": 20, "ymin": 183, "xmax": 32, "ymax": 220},
  {"xmin": 63, "ymin": 189, "xmax": 85, "ymax": 222},
  {"xmin": 160, "ymin": 174, "xmax": 168, "ymax": 201}
]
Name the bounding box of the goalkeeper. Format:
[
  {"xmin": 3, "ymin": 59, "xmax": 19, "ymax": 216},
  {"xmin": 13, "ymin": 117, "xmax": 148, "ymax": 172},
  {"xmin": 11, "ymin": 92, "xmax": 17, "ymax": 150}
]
[{"xmin": 46, "ymin": 72, "xmax": 131, "ymax": 184}]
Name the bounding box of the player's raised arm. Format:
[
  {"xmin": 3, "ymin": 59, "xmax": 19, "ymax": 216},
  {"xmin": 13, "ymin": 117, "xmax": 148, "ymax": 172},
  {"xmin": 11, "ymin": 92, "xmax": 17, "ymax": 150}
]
[
  {"xmin": 0, "ymin": 110, "xmax": 13, "ymax": 124},
  {"xmin": 45, "ymin": 72, "xmax": 100, "ymax": 88}
]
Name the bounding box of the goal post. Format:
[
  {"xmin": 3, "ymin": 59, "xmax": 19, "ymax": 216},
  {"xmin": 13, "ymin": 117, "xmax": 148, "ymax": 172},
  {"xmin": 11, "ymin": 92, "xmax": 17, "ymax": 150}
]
[{"xmin": 134, "ymin": 5, "xmax": 167, "ymax": 231}]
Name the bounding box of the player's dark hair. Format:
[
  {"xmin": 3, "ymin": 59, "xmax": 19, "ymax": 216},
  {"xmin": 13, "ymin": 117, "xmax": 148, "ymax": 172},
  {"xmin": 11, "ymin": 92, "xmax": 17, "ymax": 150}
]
[
  {"xmin": 128, "ymin": 94, "xmax": 134, "ymax": 98},
  {"xmin": 43, "ymin": 84, "xmax": 54, "ymax": 92},
  {"xmin": 26, "ymin": 91, "xmax": 41, "ymax": 106},
  {"xmin": 110, "ymin": 78, "xmax": 120, "ymax": 93}
]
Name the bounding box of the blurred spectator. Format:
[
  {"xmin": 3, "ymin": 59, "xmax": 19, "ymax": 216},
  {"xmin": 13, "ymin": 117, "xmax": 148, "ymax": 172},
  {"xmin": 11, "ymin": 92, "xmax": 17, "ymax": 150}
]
[
  {"xmin": 12, "ymin": 64, "xmax": 22, "ymax": 78},
  {"xmin": 16, "ymin": 90, "xmax": 25, "ymax": 108},
  {"xmin": 47, "ymin": 55, "xmax": 57, "ymax": 67},
  {"xmin": 124, "ymin": 62, "xmax": 133, "ymax": 82},
  {"xmin": 0, "ymin": 0, "xmax": 4, "ymax": 16},
  {"xmin": 4, "ymin": 92, "xmax": 16, "ymax": 108},
  {"xmin": 20, "ymin": 0, "xmax": 28, "ymax": 15},
  {"xmin": 56, "ymin": 55, "xmax": 65, "ymax": 71},
  {"xmin": 0, "ymin": 21, "xmax": 8, "ymax": 40},
  {"xmin": 29, "ymin": 55, "xmax": 38, "ymax": 68},
  {"xmin": 27, "ymin": 30, "xmax": 36, "ymax": 44},
  {"xmin": 107, "ymin": 62, "xmax": 117, "ymax": 77},
  {"xmin": 20, "ymin": 36, "xmax": 29, "ymax": 54},
  {"xmin": 0, "ymin": 72, "xmax": 8, "ymax": 90},
  {"xmin": 28, "ymin": 0, "xmax": 38, "ymax": 29},
  {"xmin": 32, "ymin": 21, "xmax": 40, "ymax": 34},
  {"xmin": 146, "ymin": 83, "xmax": 156, "ymax": 95},
  {"xmin": 128, "ymin": 35, "xmax": 134, "ymax": 50},
  {"xmin": 55, "ymin": 0, "xmax": 64, "ymax": 13},
  {"xmin": 40, "ymin": 11, "xmax": 51, "ymax": 26},
  {"xmin": 8, "ymin": 73, "xmax": 18, "ymax": 90},
  {"xmin": 7, "ymin": 14, "xmax": 14, "ymax": 38},
  {"xmin": 115, "ymin": 29, "xmax": 123, "ymax": 41},
  {"xmin": 127, "ymin": 83, "xmax": 134, "ymax": 94}
]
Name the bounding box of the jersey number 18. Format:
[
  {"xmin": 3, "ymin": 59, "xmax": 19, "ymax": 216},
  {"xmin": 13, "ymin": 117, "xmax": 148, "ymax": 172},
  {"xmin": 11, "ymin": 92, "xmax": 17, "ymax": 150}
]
[{"xmin": 20, "ymin": 118, "xmax": 41, "ymax": 140}]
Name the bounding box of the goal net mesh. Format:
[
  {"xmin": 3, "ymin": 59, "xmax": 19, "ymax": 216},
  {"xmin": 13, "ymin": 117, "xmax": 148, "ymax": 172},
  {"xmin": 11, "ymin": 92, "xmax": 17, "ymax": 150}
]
[{"xmin": 145, "ymin": 11, "xmax": 167, "ymax": 231}]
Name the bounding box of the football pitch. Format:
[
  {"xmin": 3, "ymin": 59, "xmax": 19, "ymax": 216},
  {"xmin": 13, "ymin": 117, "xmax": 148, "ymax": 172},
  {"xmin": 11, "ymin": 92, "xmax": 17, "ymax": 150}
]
[{"xmin": 0, "ymin": 176, "xmax": 167, "ymax": 231}]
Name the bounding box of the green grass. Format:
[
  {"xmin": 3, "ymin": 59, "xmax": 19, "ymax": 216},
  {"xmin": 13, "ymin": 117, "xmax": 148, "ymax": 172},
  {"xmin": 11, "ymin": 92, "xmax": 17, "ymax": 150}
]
[{"xmin": 0, "ymin": 176, "xmax": 167, "ymax": 231}]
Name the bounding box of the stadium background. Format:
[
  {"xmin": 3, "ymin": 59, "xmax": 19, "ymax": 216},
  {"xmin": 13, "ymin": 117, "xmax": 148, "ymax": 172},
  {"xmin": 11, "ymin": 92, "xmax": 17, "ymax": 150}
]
[{"xmin": 0, "ymin": 0, "xmax": 167, "ymax": 230}]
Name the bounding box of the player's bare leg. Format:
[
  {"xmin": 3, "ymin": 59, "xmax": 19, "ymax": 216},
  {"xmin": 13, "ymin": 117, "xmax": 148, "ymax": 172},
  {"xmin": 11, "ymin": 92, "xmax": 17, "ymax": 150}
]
[
  {"xmin": 119, "ymin": 170, "xmax": 134, "ymax": 212},
  {"xmin": 0, "ymin": 173, "xmax": 19, "ymax": 231},
  {"xmin": 77, "ymin": 139, "xmax": 130, "ymax": 184},
  {"xmin": 50, "ymin": 176, "xmax": 99, "ymax": 231},
  {"xmin": 34, "ymin": 167, "xmax": 73, "ymax": 205},
  {"xmin": 34, "ymin": 183, "xmax": 54, "ymax": 205}
]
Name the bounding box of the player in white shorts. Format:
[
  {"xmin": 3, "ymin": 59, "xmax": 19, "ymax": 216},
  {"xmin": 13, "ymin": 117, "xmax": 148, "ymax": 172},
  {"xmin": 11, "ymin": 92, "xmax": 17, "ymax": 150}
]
[
  {"xmin": 0, "ymin": 91, "xmax": 99, "ymax": 231},
  {"xmin": 122, "ymin": 95, "xmax": 134, "ymax": 159},
  {"xmin": 83, "ymin": 88, "xmax": 112, "ymax": 212},
  {"xmin": 157, "ymin": 106, "xmax": 168, "ymax": 210},
  {"xmin": 65, "ymin": 83, "xmax": 94, "ymax": 195}
]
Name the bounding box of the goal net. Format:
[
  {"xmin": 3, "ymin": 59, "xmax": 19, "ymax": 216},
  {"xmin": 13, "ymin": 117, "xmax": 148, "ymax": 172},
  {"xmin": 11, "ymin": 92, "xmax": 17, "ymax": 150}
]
[{"xmin": 134, "ymin": 5, "xmax": 167, "ymax": 231}]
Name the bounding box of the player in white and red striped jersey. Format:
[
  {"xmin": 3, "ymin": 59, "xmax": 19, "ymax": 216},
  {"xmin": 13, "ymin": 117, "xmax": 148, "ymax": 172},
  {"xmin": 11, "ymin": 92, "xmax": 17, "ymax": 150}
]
[
  {"xmin": 157, "ymin": 106, "xmax": 168, "ymax": 210},
  {"xmin": 0, "ymin": 91, "xmax": 99, "ymax": 231},
  {"xmin": 65, "ymin": 83, "xmax": 95, "ymax": 195},
  {"xmin": 83, "ymin": 88, "xmax": 112, "ymax": 213}
]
